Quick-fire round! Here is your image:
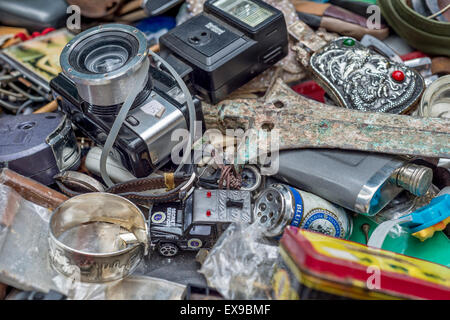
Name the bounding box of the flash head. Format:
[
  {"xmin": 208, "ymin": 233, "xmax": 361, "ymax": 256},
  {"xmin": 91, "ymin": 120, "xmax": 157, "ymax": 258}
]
[{"xmin": 60, "ymin": 24, "xmax": 149, "ymax": 107}]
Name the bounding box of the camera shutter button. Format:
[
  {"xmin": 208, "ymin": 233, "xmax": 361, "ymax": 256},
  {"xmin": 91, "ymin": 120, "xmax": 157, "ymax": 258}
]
[{"xmin": 126, "ymin": 116, "xmax": 140, "ymax": 126}]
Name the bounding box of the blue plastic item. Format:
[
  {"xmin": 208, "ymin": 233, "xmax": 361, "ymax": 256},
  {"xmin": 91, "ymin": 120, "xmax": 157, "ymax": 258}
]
[
  {"xmin": 402, "ymin": 194, "xmax": 450, "ymax": 233},
  {"xmin": 135, "ymin": 16, "xmax": 176, "ymax": 36}
]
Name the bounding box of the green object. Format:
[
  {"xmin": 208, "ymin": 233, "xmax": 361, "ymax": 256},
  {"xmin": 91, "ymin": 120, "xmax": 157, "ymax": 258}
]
[
  {"xmin": 350, "ymin": 215, "xmax": 450, "ymax": 267},
  {"xmin": 353, "ymin": 0, "xmax": 377, "ymax": 4},
  {"xmin": 378, "ymin": 0, "xmax": 450, "ymax": 57},
  {"xmin": 343, "ymin": 38, "xmax": 356, "ymax": 46}
]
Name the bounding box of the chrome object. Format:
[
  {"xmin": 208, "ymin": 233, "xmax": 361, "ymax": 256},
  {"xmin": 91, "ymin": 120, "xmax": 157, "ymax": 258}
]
[
  {"xmin": 54, "ymin": 171, "xmax": 106, "ymax": 193},
  {"xmin": 60, "ymin": 24, "xmax": 149, "ymax": 107},
  {"xmin": 48, "ymin": 193, "xmax": 148, "ymax": 283},
  {"xmin": 419, "ymin": 75, "xmax": 450, "ymax": 119},
  {"xmin": 47, "ymin": 116, "xmax": 81, "ymax": 173},
  {"xmin": 130, "ymin": 92, "xmax": 187, "ymax": 165},
  {"xmin": 253, "ymin": 184, "xmax": 296, "ymax": 238},
  {"xmin": 360, "ymin": 35, "xmax": 403, "ymax": 64},
  {"xmin": 253, "ymin": 183, "xmax": 351, "ymax": 239},
  {"xmin": 240, "ymin": 165, "xmax": 262, "ymax": 192},
  {"xmin": 389, "ymin": 164, "xmax": 433, "ymax": 197},
  {"xmin": 310, "ymin": 37, "xmax": 425, "ymax": 114}
]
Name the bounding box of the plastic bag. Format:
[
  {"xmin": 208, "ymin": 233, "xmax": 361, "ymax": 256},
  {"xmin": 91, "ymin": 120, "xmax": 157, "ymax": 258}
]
[
  {"xmin": 369, "ymin": 186, "xmax": 439, "ymax": 239},
  {"xmin": 51, "ymin": 273, "xmax": 186, "ymax": 300},
  {"xmin": 0, "ymin": 183, "xmax": 186, "ymax": 300},
  {"xmin": 199, "ymin": 222, "xmax": 279, "ymax": 300},
  {"xmin": 0, "ymin": 184, "xmax": 56, "ymax": 293}
]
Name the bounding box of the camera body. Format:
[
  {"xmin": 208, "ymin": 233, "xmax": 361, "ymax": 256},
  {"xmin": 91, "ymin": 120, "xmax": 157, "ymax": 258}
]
[
  {"xmin": 160, "ymin": 0, "xmax": 289, "ymax": 104},
  {"xmin": 51, "ymin": 24, "xmax": 204, "ymax": 178},
  {"xmin": 51, "ymin": 65, "xmax": 203, "ymax": 178}
]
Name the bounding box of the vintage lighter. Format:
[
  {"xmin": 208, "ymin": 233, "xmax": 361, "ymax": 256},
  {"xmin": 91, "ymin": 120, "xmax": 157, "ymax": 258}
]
[
  {"xmin": 253, "ymin": 183, "xmax": 352, "ymax": 239},
  {"xmin": 289, "ymin": 21, "xmax": 425, "ymax": 114}
]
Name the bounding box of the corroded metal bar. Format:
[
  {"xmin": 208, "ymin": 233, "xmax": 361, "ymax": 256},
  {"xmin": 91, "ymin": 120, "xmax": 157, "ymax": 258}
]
[{"xmin": 202, "ymin": 79, "xmax": 450, "ymax": 158}]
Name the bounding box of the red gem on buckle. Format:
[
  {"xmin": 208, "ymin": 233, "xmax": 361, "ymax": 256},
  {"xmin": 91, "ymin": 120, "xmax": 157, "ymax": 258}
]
[
  {"xmin": 206, "ymin": 210, "xmax": 211, "ymax": 217},
  {"xmin": 392, "ymin": 70, "xmax": 405, "ymax": 82},
  {"xmin": 207, "ymin": 191, "xmax": 212, "ymax": 198}
]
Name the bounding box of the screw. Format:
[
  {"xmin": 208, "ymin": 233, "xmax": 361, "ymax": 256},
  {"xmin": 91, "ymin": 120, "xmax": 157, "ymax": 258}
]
[{"xmin": 361, "ymin": 224, "xmax": 370, "ymax": 244}]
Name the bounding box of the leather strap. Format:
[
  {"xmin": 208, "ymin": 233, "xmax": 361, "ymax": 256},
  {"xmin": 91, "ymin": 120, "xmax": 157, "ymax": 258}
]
[
  {"xmin": 54, "ymin": 180, "xmax": 83, "ymax": 198},
  {"xmin": 321, "ymin": 17, "xmax": 389, "ymax": 40},
  {"xmin": 55, "ymin": 172, "xmax": 196, "ymax": 203},
  {"xmin": 105, "ymin": 173, "xmax": 195, "ymax": 202},
  {"xmin": 431, "ymin": 57, "xmax": 450, "ymax": 75}
]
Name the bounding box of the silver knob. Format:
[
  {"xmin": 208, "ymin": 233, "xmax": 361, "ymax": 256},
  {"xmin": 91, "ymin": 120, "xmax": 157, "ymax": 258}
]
[{"xmin": 390, "ymin": 164, "xmax": 433, "ymax": 197}]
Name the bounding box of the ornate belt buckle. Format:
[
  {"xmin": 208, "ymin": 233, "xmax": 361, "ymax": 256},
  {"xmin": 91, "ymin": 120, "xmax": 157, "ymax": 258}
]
[{"xmin": 310, "ymin": 37, "xmax": 425, "ymax": 114}]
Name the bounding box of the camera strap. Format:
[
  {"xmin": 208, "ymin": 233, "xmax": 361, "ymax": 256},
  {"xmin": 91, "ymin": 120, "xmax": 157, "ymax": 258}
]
[{"xmin": 99, "ymin": 59, "xmax": 150, "ymax": 188}]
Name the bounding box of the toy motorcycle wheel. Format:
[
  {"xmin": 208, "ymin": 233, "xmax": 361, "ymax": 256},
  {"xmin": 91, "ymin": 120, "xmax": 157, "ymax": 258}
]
[{"xmin": 158, "ymin": 243, "xmax": 179, "ymax": 257}]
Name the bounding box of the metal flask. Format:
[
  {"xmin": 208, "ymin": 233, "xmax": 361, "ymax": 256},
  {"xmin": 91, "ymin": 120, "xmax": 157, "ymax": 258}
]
[{"xmin": 276, "ymin": 149, "xmax": 433, "ymax": 216}]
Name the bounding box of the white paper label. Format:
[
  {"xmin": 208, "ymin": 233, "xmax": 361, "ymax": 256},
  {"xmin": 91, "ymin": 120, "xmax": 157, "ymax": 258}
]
[{"xmin": 141, "ymin": 100, "xmax": 166, "ymax": 118}]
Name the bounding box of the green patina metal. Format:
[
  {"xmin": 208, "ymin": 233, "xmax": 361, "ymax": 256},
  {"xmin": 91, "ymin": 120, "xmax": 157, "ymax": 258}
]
[{"xmin": 202, "ymin": 78, "xmax": 450, "ymax": 159}]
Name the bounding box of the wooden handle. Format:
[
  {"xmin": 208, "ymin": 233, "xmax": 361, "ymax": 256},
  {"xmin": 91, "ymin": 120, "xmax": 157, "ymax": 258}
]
[
  {"xmin": 431, "ymin": 57, "xmax": 450, "ymax": 75},
  {"xmin": 0, "ymin": 283, "xmax": 7, "ymax": 300},
  {"xmin": 33, "ymin": 99, "xmax": 58, "ymax": 114},
  {"xmin": 294, "ymin": 1, "xmax": 329, "ymax": 16},
  {"xmin": 117, "ymin": 0, "xmax": 143, "ymax": 15},
  {"xmin": 321, "ymin": 17, "xmax": 390, "ymax": 40},
  {"xmin": 150, "ymin": 43, "xmax": 160, "ymax": 53},
  {"xmin": 0, "ymin": 168, "xmax": 68, "ymax": 210}
]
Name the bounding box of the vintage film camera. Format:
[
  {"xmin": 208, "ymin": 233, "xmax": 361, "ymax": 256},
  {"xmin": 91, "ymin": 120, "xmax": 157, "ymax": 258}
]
[
  {"xmin": 50, "ymin": 24, "xmax": 204, "ymax": 178},
  {"xmin": 50, "ymin": 0, "xmax": 288, "ymax": 178}
]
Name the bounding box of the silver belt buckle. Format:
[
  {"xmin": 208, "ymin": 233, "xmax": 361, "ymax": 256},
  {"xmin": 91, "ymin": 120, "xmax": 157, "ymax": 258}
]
[{"xmin": 310, "ymin": 37, "xmax": 425, "ymax": 114}]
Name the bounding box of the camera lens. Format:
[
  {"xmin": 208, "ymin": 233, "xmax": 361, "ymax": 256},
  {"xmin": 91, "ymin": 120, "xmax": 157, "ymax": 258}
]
[
  {"xmin": 69, "ymin": 31, "xmax": 138, "ymax": 75},
  {"xmin": 60, "ymin": 24, "xmax": 149, "ymax": 107},
  {"xmin": 85, "ymin": 45, "xmax": 129, "ymax": 73}
]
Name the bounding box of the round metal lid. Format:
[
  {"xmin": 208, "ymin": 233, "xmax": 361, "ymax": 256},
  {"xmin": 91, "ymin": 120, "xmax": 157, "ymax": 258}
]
[{"xmin": 60, "ymin": 24, "xmax": 148, "ymax": 86}]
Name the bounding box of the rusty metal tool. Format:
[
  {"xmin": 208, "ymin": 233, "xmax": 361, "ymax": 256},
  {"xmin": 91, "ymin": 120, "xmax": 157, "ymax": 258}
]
[{"xmin": 202, "ymin": 78, "xmax": 450, "ymax": 159}]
